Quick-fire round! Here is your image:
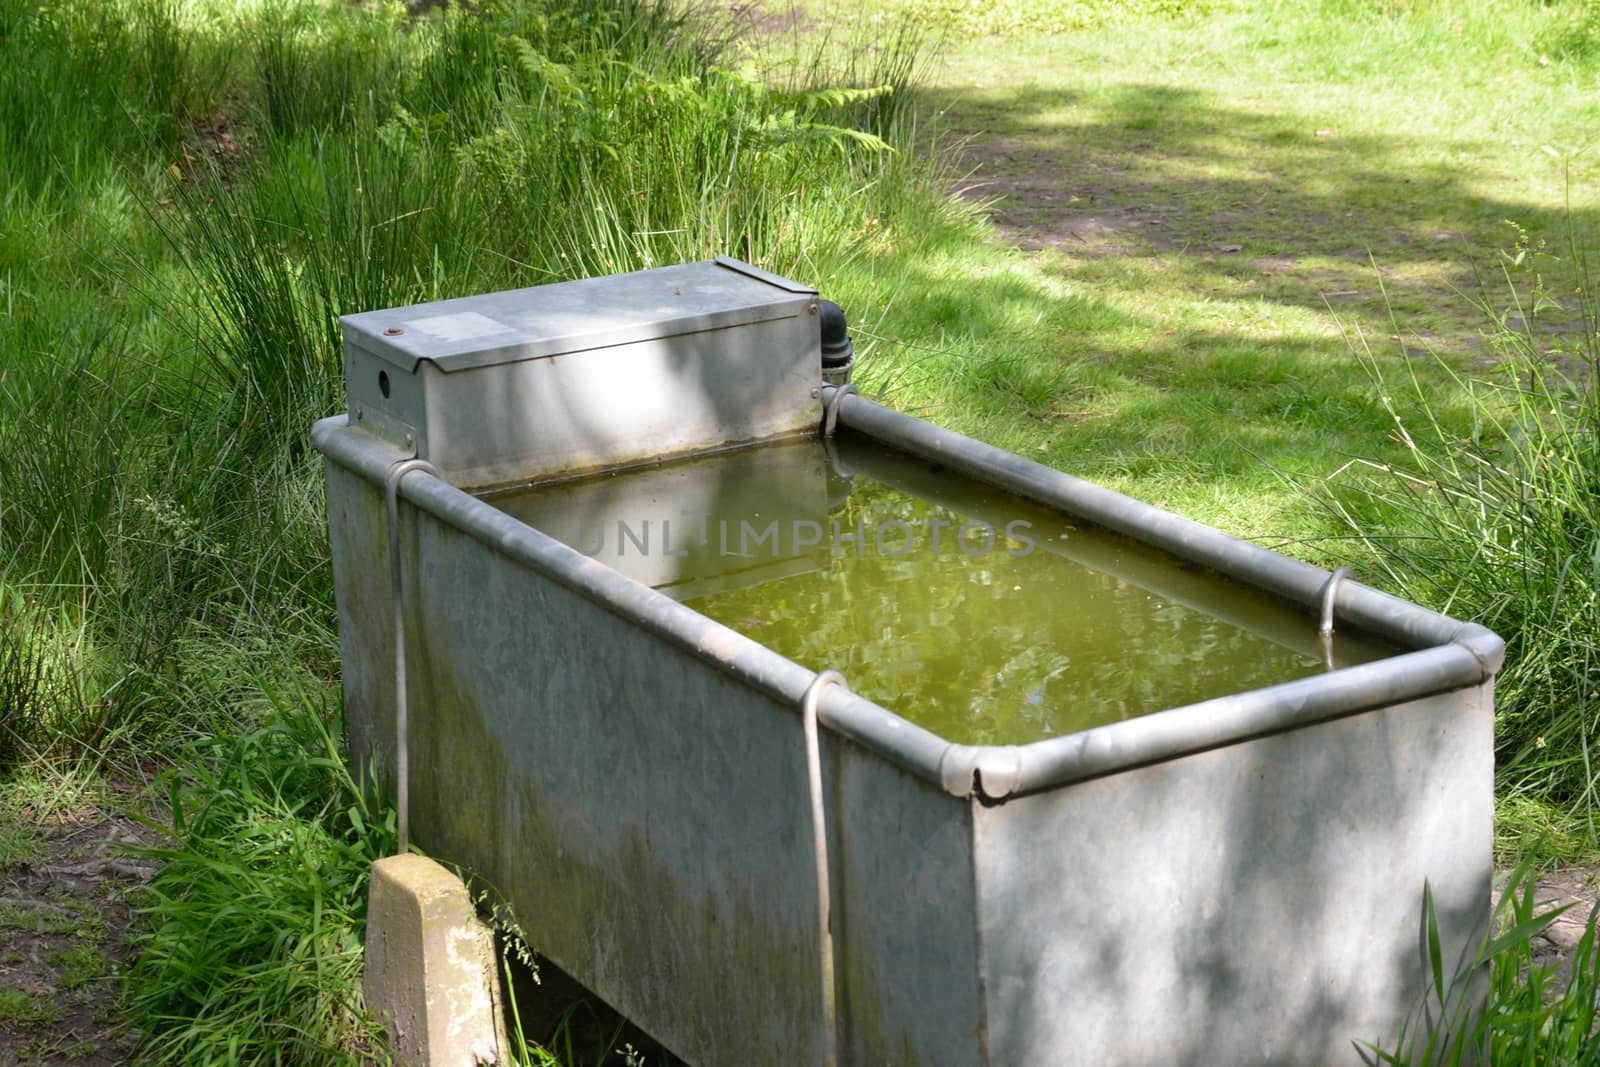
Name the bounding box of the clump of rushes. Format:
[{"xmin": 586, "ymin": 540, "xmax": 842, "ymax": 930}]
[
  {"xmin": 0, "ymin": 577, "xmax": 98, "ymax": 768},
  {"xmin": 170, "ymin": 0, "xmax": 930, "ymax": 470},
  {"xmin": 127, "ymin": 686, "xmax": 396, "ymax": 1065},
  {"xmin": 1365, "ymin": 862, "xmax": 1600, "ymax": 1066},
  {"xmin": 1321, "ymin": 230, "xmax": 1600, "ymax": 832}
]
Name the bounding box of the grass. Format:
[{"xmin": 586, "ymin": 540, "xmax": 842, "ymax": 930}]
[
  {"xmin": 127, "ymin": 687, "xmax": 394, "ymax": 1064},
  {"xmin": 0, "ymin": 988, "xmax": 65, "ymax": 1030},
  {"xmin": 2, "ymin": 0, "xmax": 1599, "ymax": 1059},
  {"xmin": 0, "ymin": 904, "xmax": 81, "ymax": 939},
  {"xmin": 1368, "ymin": 862, "xmax": 1600, "ymax": 1066},
  {"xmin": 780, "ymin": 0, "xmax": 1600, "ymax": 536},
  {"xmin": 1321, "ymin": 246, "xmax": 1600, "ymax": 833},
  {"xmin": 48, "ymin": 941, "xmax": 111, "ymax": 991},
  {"xmin": 0, "ymin": 819, "xmax": 42, "ymax": 869}
]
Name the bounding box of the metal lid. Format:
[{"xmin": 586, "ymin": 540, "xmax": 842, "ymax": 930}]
[{"xmin": 341, "ymin": 257, "xmax": 817, "ymax": 373}]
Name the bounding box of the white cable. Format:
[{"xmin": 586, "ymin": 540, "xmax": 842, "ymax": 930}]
[
  {"xmin": 800, "ymin": 669, "xmax": 849, "ymax": 1067},
  {"xmin": 384, "ymin": 456, "xmax": 441, "ymax": 855}
]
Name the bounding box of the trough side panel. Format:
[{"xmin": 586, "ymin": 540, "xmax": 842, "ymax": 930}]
[
  {"xmin": 833, "ymin": 745, "xmax": 985, "ymax": 1066},
  {"xmin": 325, "ymin": 447, "xmax": 985, "ymax": 1065},
  {"xmin": 971, "ymin": 686, "xmax": 1493, "ymax": 1067},
  {"xmin": 404, "ymin": 508, "xmax": 833, "ymax": 1067},
  {"xmin": 325, "ymin": 458, "xmax": 397, "ymax": 785}
]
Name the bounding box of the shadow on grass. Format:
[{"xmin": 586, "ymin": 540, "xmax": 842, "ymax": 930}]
[
  {"xmin": 845, "ymin": 239, "xmax": 1483, "ymax": 533},
  {"xmin": 920, "ymin": 80, "xmax": 1593, "ymax": 355}
]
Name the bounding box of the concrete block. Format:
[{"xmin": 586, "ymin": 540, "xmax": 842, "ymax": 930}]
[{"xmin": 366, "ymin": 854, "xmax": 508, "ymax": 1067}]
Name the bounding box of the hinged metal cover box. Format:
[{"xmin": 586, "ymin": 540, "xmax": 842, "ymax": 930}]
[{"xmin": 341, "ymin": 257, "xmax": 822, "ymax": 488}]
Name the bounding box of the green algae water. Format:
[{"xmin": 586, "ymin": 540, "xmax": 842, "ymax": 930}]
[{"xmin": 485, "ymin": 435, "xmax": 1397, "ymax": 745}]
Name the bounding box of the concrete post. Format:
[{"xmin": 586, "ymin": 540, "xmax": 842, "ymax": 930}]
[{"xmin": 365, "ymin": 854, "xmax": 509, "ymax": 1067}]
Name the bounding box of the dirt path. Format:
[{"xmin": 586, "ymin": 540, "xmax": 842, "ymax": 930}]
[
  {"xmin": 916, "ymin": 16, "xmax": 1600, "ymax": 369},
  {"xmin": 0, "ymin": 803, "xmax": 159, "ymax": 1066},
  {"xmin": 930, "ymin": 91, "xmax": 1498, "ymax": 355},
  {"xmin": 1529, "ymin": 867, "xmax": 1600, "ymax": 978}
]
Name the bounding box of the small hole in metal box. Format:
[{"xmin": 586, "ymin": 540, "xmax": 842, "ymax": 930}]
[{"xmin": 378, "ymin": 370, "xmax": 390, "ymax": 399}]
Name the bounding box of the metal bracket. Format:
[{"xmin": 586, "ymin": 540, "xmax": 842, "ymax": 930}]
[
  {"xmin": 800, "ymin": 669, "xmax": 848, "ymax": 1067},
  {"xmin": 1317, "ymin": 566, "xmax": 1352, "ymax": 670},
  {"xmin": 1319, "ymin": 566, "xmax": 1352, "ymax": 638},
  {"xmin": 939, "ymin": 744, "xmax": 1024, "ymax": 801},
  {"xmin": 353, "ymin": 400, "xmax": 419, "ymax": 455},
  {"xmin": 385, "ymin": 456, "xmax": 441, "ymax": 855},
  {"xmin": 822, "ymin": 384, "xmax": 858, "ymax": 437}
]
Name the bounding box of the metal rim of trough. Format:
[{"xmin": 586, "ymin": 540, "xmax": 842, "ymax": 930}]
[{"xmin": 313, "ymin": 397, "xmax": 1503, "ymax": 804}]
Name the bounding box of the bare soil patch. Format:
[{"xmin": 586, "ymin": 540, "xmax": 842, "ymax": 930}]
[
  {"xmin": 1528, "ymin": 866, "xmax": 1600, "ymax": 980},
  {"xmin": 0, "ymin": 810, "xmax": 160, "ymax": 1066},
  {"xmin": 919, "ymin": 65, "xmax": 1600, "ymax": 361}
]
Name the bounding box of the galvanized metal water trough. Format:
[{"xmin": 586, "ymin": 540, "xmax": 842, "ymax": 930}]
[{"xmin": 316, "ymin": 258, "xmax": 1497, "ymax": 1067}]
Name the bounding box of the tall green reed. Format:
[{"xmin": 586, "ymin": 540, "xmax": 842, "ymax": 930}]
[
  {"xmin": 0, "ymin": 579, "xmax": 92, "ymax": 768},
  {"xmin": 1323, "ymin": 234, "xmax": 1600, "ymax": 822},
  {"xmin": 1363, "ymin": 863, "xmax": 1600, "ymax": 1065},
  {"xmin": 128, "ymin": 684, "xmax": 395, "ymax": 1065}
]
